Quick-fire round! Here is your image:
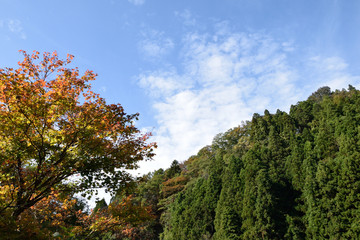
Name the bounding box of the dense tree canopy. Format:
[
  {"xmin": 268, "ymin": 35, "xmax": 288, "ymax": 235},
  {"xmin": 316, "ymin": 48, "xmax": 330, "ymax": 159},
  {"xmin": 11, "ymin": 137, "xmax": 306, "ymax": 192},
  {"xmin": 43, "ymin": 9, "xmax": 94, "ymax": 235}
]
[
  {"xmin": 128, "ymin": 85, "xmax": 360, "ymax": 239},
  {"xmin": 1, "ymin": 51, "xmax": 360, "ymax": 239},
  {"xmin": 0, "ymin": 51, "xmax": 155, "ymax": 221}
]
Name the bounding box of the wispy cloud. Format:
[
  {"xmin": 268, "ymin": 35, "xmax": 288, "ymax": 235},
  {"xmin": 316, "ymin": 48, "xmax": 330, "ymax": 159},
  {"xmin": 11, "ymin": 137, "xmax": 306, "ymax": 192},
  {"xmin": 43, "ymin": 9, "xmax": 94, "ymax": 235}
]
[
  {"xmin": 128, "ymin": 0, "xmax": 145, "ymax": 6},
  {"xmin": 138, "ymin": 30, "xmax": 174, "ymax": 60},
  {"xmin": 305, "ymin": 56, "xmax": 360, "ymax": 90},
  {"xmin": 136, "ymin": 25, "xmax": 360, "ymax": 174},
  {"xmin": 4, "ymin": 19, "xmax": 27, "ymax": 39},
  {"xmin": 136, "ymin": 30, "xmax": 298, "ymax": 172},
  {"xmin": 175, "ymin": 9, "xmax": 197, "ymax": 27}
]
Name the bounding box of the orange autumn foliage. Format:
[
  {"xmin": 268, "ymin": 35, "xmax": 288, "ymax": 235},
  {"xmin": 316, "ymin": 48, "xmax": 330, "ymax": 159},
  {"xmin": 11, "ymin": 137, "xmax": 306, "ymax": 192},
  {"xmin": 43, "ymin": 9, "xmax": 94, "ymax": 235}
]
[{"xmin": 0, "ymin": 50, "xmax": 156, "ymax": 224}]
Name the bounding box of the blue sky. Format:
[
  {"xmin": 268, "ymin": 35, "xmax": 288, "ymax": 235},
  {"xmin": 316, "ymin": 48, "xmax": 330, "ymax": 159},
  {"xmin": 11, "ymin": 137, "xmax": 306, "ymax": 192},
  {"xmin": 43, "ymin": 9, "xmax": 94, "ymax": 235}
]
[{"xmin": 1, "ymin": 0, "xmax": 360, "ymax": 175}]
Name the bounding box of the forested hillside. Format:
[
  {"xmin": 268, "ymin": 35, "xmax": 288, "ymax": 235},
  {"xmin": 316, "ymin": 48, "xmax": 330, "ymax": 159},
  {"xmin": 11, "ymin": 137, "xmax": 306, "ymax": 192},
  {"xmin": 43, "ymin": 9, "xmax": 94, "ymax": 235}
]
[
  {"xmin": 116, "ymin": 85, "xmax": 360, "ymax": 239},
  {"xmin": 1, "ymin": 57, "xmax": 360, "ymax": 240}
]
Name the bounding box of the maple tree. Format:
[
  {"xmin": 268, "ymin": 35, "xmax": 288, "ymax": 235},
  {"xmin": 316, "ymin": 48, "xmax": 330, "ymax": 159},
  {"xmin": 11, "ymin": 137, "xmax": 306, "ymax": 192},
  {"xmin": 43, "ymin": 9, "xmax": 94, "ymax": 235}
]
[
  {"xmin": 78, "ymin": 194, "xmax": 155, "ymax": 239},
  {"xmin": 0, "ymin": 50, "xmax": 156, "ymax": 220},
  {"xmin": 0, "ymin": 190, "xmax": 87, "ymax": 239}
]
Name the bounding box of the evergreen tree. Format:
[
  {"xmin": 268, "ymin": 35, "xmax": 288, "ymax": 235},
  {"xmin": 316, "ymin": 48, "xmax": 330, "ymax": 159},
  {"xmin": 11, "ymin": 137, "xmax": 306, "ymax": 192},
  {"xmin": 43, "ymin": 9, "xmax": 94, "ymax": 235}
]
[{"xmin": 136, "ymin": 86, "xmax": 360, "ymax": 239}]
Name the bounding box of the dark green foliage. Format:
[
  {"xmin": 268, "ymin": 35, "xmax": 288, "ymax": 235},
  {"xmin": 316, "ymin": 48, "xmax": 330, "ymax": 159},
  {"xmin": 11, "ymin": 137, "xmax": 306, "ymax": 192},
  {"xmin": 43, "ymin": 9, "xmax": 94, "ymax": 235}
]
[
  {"xmin": 308, "ymin": 86, "xmax": 332, "ymax": 102},
  {"xmin": 92, "ymin": 198, "xmax": 108, "ymax": 215},
  {"xmin": 160, "ymin": 149, "xmax": 224, "ymax": 240},
  {"xmin": 129, "ymin": 86, "xmax": 360, "ymax": 239},
  {"xmin": 213, "ymin": 154, "xmax": 243, "ymax": 240},
  {"xmin": 165, "ymin": 160, "xmax": 182, "ymax": 179}
]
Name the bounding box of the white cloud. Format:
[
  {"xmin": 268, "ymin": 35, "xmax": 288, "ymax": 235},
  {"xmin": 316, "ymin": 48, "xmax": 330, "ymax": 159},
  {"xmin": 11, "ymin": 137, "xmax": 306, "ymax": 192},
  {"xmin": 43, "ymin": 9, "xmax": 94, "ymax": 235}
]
[
  {"xmin": 8, "ymin": 19, "xmax": 22, "ymax": 32},
  {"xmin": 305, "ymin": 56, "xmax": 360, "ymax": 91},
  {"xmin": 138, "ymin": 30, "xmax": 174, "ymax": 60},
  {"xmin": 138, "ymin": 71, "xmax": 191, "ymax": 98},
  {"xmin": 128, "ymin": 0, "xmax": 145, "ymax": 6},
  {"xmin": 135, "ymin": 30, "xmax": 301, "ymax": 173},
  {"xmin": 136, "ymin": 27, "xmax": 360, "ymax": 174},
  {"xmin": 6, "ymin": 19, "xmax": 26, "ymax": 39},
  {"xmin": 175, "ymin": 9, "xmax": 196, "ymax": 26}
]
